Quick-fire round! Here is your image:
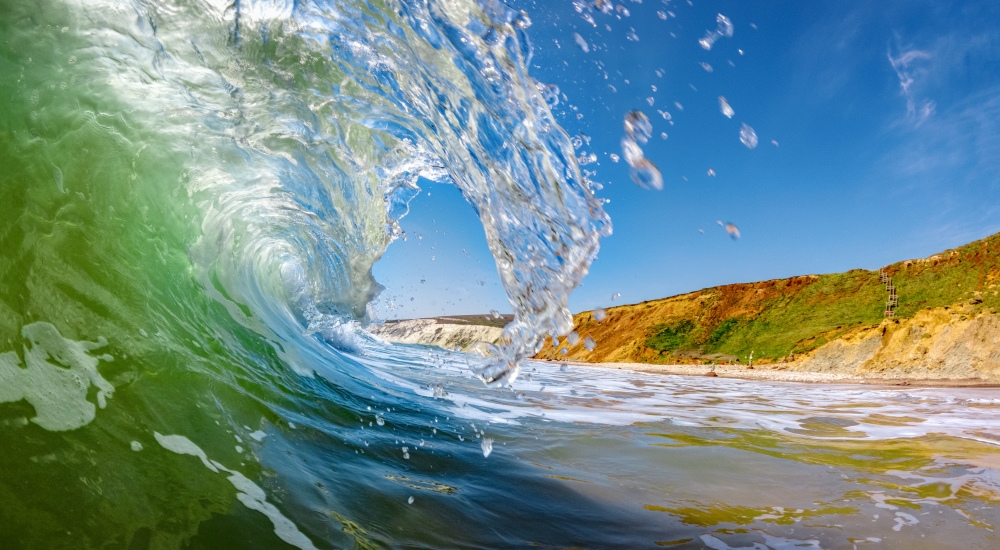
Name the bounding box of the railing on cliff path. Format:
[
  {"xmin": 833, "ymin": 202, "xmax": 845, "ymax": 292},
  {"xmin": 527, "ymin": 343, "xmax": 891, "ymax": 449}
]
[{"xmin": 878, "ymin": 268, "xmax": 898, "ymax": 317}]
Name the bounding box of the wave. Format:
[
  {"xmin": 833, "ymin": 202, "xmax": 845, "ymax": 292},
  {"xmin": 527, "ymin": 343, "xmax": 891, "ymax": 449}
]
[{"xmin": 5, "ymin": 0, "xmax": 606, "ymax": 385}]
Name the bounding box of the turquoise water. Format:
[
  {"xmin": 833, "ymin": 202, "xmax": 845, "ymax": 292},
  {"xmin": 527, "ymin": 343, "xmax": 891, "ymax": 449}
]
[{"xmin": 2, "ymin": 0, "xmax": 1000, "ymax": 548}]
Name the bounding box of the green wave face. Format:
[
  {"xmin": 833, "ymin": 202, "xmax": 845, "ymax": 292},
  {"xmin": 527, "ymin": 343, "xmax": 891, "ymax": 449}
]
[{"xmin": 0, "ymin": 0, "xmax": 607, "ymax": 545}]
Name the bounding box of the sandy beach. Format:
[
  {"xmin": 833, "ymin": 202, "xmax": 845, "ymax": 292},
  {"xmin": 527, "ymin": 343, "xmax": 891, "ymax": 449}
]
[{"xmin": 537, "ymin": 359, "xmax": 1000, "ymax": 387}]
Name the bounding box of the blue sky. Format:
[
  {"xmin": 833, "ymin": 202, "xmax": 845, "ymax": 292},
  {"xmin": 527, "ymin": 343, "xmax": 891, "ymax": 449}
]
[{"xmin": 373, "ymin": 0, "xmax": 1000, "ymax": 319}]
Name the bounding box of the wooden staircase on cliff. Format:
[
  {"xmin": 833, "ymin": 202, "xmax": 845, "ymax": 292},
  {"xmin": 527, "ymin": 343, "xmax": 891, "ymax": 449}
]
[{"xmin": 878, "ymin": 268, "xmax": 898, "ymax": 317}]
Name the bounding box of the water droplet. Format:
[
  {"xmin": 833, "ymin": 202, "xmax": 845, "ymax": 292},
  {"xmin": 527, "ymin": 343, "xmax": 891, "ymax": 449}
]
[
  {"xmin": 567, "ymin": 331, "xmax": 580, "ymax": 345},
  {"xmin": 657, "ymin": 11, "xmax": 666, "ymax": 20},
  {"xmin": 573, "ymin": 33, "xmax": 590, "ymax": 53},
  {"xmin": 620, "ymin": 112, "xmax": 663, "ymax": 190},
  {"xmin": 408, "ymin": 496, "xmax": 414, "ymax": 504},
  {"xmin": 740, "ymin": 123, "xmax": 758, "ymax": 149},
  {"xmin": 717, "ymin": 14, "xmax": 735, "ymax": 37},
  {"xmin": 626, "ymin": 29, "xmax": 639, "ymax": 42},
  {"xmin": 700, "ymin": 62, "xmax": 713, "ymax": 72},
  {"xmin": 629, "ymin": 159, "xmax": 663, "ymax": 190},
  {"xmin": 772, "ymin": 139, "xmax": 779, "ymax": 147},
  {"xmin": 707, "ymin": 169, "xmax": 716, "ymax": 177},
  {"xmin": 646, "ymin": 96, "xmax": 654, "ymax": 106},
  {"xmin": 376, "ymin": 415, "xmax": 385, "ymax": 426},
  {"xmin": 699, "ymin": 13, "xmax": 734, "ymax": 50},
  {"xmin": 583, "ymin": 337, "xmax": 596, "ymax": 351},
  {"xmin": 593, "ymin": 0, "xmax": 613, "ymax": 14},
  {"xmin": 719, "ymin": 96, "xmax": 734, "ymax": 118},
  {"xmin": 593, "ymin": 308, "xmax": 607, "ymax": 321},
  {"xmin": 541, "ymin": 84, "xmax": 560, "ymax": 107},
  {"xmin": 660, "ymin": 132, "xmax": 668, "ymax": 140},
  {"xmin": 725, "ymin": 223, "xmax": 741, "ymax": 240},
  {"xmin": 130, "ymin": 441, "xmax": 143, "ymax": 452},
  {"xmin": 610, "ymin": 153, "xmax": 620, "ymax": 162},
  {"xmin": 481, "ymin": 437, "xmax": 493, "ymax": 458},
  {"xmin": 624, "ymin": 111, "xmax": 652, "ymax": 143},
  {"xmin": 621, "ymin": 139, "xmax": 642, "ymax": 165}
]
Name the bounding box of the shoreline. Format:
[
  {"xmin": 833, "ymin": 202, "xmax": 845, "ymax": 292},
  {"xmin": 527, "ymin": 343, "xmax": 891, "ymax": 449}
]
[{"xmin": 534, "ymin": 359, "xmax": 1000, "ymax": 388}]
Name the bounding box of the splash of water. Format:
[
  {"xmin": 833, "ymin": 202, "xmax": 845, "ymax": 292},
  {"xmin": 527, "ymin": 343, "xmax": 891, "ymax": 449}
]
[
  {"xmin": 620, "ymin": 111, "xmax": 663, "ymax": 191},
  {"xmin": 3, "ymin": 0, "xmax": 609, "ymax": 385}
]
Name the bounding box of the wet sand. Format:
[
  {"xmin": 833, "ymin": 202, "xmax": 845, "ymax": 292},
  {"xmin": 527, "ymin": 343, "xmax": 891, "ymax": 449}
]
[{"xmin": 536, "ymin": 359, "xmax": 1000, "ymax": 388}]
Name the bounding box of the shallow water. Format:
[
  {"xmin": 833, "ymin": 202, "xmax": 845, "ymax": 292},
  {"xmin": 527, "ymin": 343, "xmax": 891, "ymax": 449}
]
[
  {"xmin": 7, "ymin": 331, "xmax": 1000, "ymax": 548},
  {"xmin": 2, "ymin": 0, "xmax": 1000, "ymax": 548}
]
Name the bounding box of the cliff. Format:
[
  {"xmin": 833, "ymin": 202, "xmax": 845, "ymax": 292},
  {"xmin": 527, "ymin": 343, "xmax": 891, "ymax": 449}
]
[
  {"xmin": 534, "ymin": 232, "xmax": 1000, "ymax": 382},
  {"xmin": 367, "ymin": 315, "xmax": 511, "ymax": 351}
]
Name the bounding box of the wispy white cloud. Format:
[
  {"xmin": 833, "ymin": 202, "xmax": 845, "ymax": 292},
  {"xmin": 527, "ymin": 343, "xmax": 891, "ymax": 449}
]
[
  {"xmin": 884, "ymin": 86, "xmax": 1000, "ymax": 181},
  {"xmin": 888, "ymin": 46, "xmax": 935, "ymax": 124}
]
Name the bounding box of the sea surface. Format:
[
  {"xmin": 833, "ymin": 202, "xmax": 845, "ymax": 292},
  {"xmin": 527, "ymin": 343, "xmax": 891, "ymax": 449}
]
[{"xmin": 2, "ymin": 0, "xmax": 1000, "ymax": 548}]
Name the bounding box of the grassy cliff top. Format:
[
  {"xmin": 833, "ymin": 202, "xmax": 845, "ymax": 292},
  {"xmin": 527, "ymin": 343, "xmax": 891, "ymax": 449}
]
[{"xmin": 535, "ymin": 232, "xmax": 1000, "ymax": 365}]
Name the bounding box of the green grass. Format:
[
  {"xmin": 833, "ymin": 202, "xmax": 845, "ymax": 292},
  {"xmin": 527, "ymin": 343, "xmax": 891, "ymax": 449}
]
[
  {"xmin": 645, "ymin": 320, "xmax": 695, "ymax": 351},
  {"xmin": 637, "ymin": 234, "xmax": 1000, "ymax": 362}
]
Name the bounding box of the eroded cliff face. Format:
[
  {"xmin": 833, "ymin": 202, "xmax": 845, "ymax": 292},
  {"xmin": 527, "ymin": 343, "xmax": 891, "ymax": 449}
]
[
  {"xmin": 367, "ymin": 319, "xmax": 502, "ymax": 351},
  {"xmin": 533, "ymin": 232, "xmax": 1000, "ymax": 380},
  {"xmin": 793, "ymin": 306, "xmax": 1000, "ymax": 381}
]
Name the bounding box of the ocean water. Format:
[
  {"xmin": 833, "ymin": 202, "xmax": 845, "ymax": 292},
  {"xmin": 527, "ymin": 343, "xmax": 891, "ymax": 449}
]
[{"xmin": 2, "ymin": 0, "xmax": 1000, "ymax": 548}]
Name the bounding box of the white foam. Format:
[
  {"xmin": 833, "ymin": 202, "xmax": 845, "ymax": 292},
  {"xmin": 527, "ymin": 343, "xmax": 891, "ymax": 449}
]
[
  {"xmin": 892, "ymin": 512, "xmax": 919, "ymax": 531},
  {"xmin": 154, "ymin": 432, "xmax": 219, "ymax": 472},
  {"xmin": 155, "ymin": 432, "xmax": 317, "ymax": 550},
  {"xmin": 228, "ymin": 471, "xmax": 319, "ymax": 550},
  {"xmin": 0, "ymin": 323, "xmax": 115, "ymax": 431}
]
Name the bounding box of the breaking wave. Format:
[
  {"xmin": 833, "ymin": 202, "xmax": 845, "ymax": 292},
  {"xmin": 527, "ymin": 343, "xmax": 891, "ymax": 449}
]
[{"xmin": 5, "ymin": 1, "xmax": 1000, "ymax": 548}]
